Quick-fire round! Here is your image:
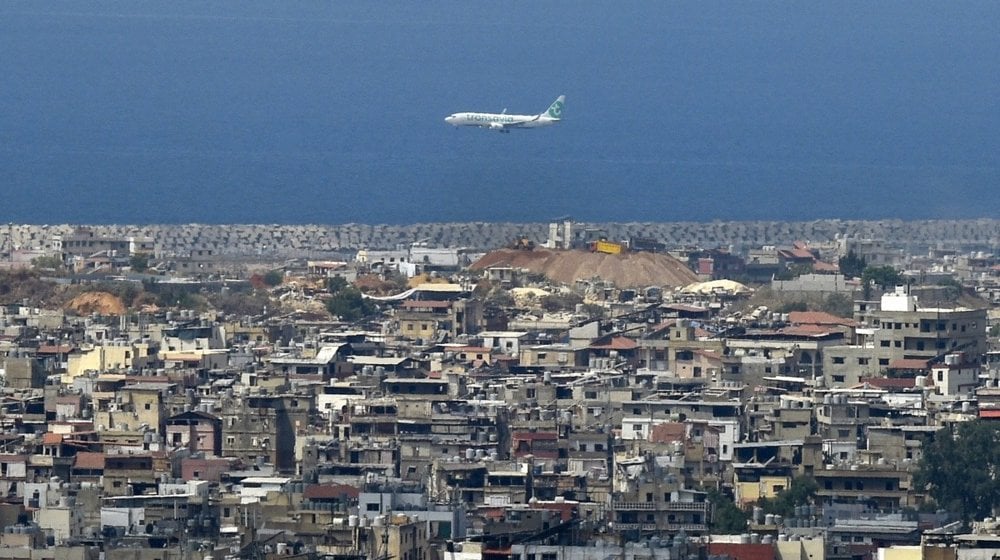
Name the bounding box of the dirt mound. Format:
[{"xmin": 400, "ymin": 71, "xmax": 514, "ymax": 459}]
[
  {"xmin": 470, "ymin": 248, "xmax": 698, "ymax": 289},
  {"xmin": 66, "ymin": 291, "xmax": 126, "ymax": 316}
]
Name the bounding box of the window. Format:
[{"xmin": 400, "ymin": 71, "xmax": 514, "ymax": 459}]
[
  {"xmin": 857, "ymin": 358, "xmax": 869, "ymax": 365},
  {"xmin": 585, "ymin": 391, "xmax": 597, "ymax": 399},
  {"xmin": 144, "ymin": 402, "xmax": 151, "ymax": 410},
  {"xmin": 537, "ymin": 353, "xmax": 547, "ymax": 360},
  {"xmin": 880, "ymin": 341, "xmax": 890, "ymax": 347},
  {"xmin": 879, "ymin": 359, "xmax": 889, "ymax": 366},
  {"xmin": 833, "ymin": 357, "xmax": 845, "ymax": 364},
  {"xmin": 367, "ymin": 503, "xmax": 380, "ymax": 512}
]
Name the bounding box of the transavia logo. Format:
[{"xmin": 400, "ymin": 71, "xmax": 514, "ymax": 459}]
[{"xmin": 547, "ymin": 101, "xmax": 563, "ymax": 118}]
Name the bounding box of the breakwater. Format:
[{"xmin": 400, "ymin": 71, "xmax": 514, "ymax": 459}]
[{"xmin": 6, "ymin": 220, "xmax": 1000, "ymax": 258}]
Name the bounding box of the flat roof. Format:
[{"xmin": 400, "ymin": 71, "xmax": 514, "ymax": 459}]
[
  {"xmin": 479, "ymin": 331, "xmax": 529, "ymax": 337},
  {"xmin": 350, "ymin": 356, "xmax": 409, "ymax": 366},
  {"xmin": 240, "ymin": 477, "xmax": 292, "ymax": 485}
]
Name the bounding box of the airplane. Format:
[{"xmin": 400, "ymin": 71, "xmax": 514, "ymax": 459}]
[{"xmin": 444, "ymin": 95, "xmax": 565, "ymax": 133}]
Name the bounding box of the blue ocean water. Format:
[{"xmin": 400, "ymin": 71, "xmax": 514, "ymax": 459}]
[{"xmin": 1, "ymin": 1, "xmax": 998, "ymax": 224}]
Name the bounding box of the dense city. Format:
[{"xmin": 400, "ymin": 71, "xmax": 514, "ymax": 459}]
[{"xmin": 2, "ymin": 220, "xmax": 1000, "ymax": 560}]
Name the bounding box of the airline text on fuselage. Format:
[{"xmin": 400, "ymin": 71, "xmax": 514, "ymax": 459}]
[{"xmin": 466, "ymin": 113, "xmax": 518, "ymax": 123}]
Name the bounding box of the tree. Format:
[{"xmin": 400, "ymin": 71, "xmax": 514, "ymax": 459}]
[
  {"xmin": 326, "ymin": 288, "xmax": 376, "ymax": 321},
  {"xmin": 327, "ymin": 276, "xmax": 349, "ymax": 293},
  {"xmin": 915, "ymin": 420, "xmax": 1000, "ymax": 521},
  {"xmin": 209, "ymin": 289, "xmax": 272, "ymax": 317},
  {"xmin": 129, "ymin": 252, "xmax": 151, "ymax": 272},
  {"xmin": 776, "ymin": 301, "xmax": 809, "ymax": 313},
  {"xmin": 838, "ymin": 250, "xmax": 867, "ymax": 279},
  {"xmin": 760, "ymin": 476, "xmax": 818, "ymax": 517},
  {"xmin": 821, "ymin": 293, "xmax": 854, "ymax": 318},
  {"xmin": 262, "ymin": 270, "xmax": 284, "ymax": 287},
  {"xmin": 861, "ymin": 265, "xmax": 902, "ymax": 300},
  {"xmin": 706, "ymin": 488, "xmax": 748, "ymax": 534},
  {"xmin": 862, "ymin": 265, "xmax": 902, "ymax": 291},
  {"xmin": 30, "ymin": 255, "xmax": 64, "ymax": 272},
  {"xmin": 325, "ymin": 277, "xmax": 376, "ymax": 321}
]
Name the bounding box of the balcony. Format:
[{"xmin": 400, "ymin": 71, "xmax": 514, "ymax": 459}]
[
  {"xmin": 612, "ymin": 522, "xmax": 707, "ymax": 533},
  {"xmin": 612, "ymin": 501, "xmax": 708, "ymax": 511}
]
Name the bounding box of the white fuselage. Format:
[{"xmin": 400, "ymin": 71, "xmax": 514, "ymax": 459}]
[{"xmin": 444, "ymin": 112, "xmax": 557, "ymax": 130}]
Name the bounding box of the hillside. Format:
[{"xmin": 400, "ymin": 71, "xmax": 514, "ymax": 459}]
[{"xmin": 470, "ymin": 248, "xmax": 698, "ymax": 289}]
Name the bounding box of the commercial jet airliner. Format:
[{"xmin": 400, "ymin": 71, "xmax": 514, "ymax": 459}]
[{"xmin": 444, "ymin": 95, "xmax": 565, "ymax": 132}]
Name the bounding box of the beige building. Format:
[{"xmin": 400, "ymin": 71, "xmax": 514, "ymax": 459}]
[
  {"xmin": 861, "ymin": 287, "xmax": 987, "ymax": 362},
  {"xmin": 64, "ymin": 342, "xmax": 152, "ymax": 382}
]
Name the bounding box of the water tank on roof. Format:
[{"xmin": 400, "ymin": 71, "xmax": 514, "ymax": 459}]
[{"xmin": 348, "ymin": 515, "xmax": 359, "ymax": 528}]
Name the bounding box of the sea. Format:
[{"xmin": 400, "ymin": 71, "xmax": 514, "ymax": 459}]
[{"xmin": 1, "ymin": 1, "xmax": 998, "ymax": 225}]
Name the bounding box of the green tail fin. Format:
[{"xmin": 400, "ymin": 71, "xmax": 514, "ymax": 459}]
[{"xmin": 545, "ymin": 95, "xmax": 566, "ymax": 119}]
